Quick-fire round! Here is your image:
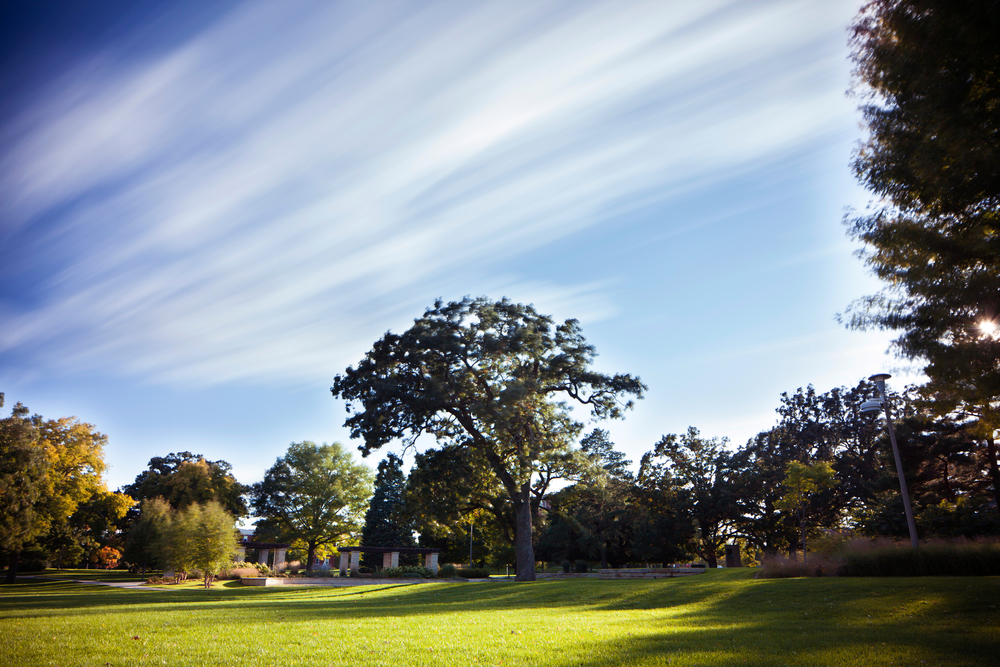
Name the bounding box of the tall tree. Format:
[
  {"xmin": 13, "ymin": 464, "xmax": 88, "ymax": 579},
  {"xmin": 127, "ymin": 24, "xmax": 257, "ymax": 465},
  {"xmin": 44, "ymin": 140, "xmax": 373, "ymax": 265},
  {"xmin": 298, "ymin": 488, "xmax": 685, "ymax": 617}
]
[
  {"xmin": 360, "ymin": 454, "xmax": 414, "ymax": 567},
  {"xmin": 122, "ymin": 497, "xmax": 172, "ymax": 575},
  {"xmin": 843, "ymin": 0, "xmax": 1000, "ymax": 486},
  {"xmin": 122, "ymin": 452, "xmax": 249, "ymax": 518},
  {"xmin": 251, "ymin": 441, "xmax": 373, "ymax": 574},
  {"xmin": 331, "ymin": 297, "xmax": 645, "ymax": 581},
  {"xmin": 2, "ymin": 398, "xmax": 114, "ymax": 582},
  {"xmin": 638, "ymin": 427, "xmax": 740, "ymax": 568},
  {"xmin": 0, "ymin": 399, "xmax": 47, "ymax": 583}
]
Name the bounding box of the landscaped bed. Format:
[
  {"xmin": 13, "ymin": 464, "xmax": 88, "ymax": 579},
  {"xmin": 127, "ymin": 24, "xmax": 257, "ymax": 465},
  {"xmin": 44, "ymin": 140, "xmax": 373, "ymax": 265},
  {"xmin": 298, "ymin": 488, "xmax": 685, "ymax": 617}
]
[{"xmin": 2, "ymin": 569, "xmax": 998, "ymax": 666}]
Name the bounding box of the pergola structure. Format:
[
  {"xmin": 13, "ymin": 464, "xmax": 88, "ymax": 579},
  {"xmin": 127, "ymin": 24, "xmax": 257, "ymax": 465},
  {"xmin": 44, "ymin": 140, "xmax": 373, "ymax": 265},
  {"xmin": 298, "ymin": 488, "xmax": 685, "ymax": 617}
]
[
  {"xmin": 237, "ymin": 541, "xmax": 291, "ymax": 573},
  {"xmin": 336, "ymin": 546, "xmax": 441, "ymax": 577}
]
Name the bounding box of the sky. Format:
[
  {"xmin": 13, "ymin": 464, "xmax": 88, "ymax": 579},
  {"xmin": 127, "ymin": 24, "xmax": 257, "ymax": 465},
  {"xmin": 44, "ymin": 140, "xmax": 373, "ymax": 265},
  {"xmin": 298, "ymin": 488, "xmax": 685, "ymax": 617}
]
[{"xmin": 0, "ymin": 0, "xmax": 921, "ymax": 497}]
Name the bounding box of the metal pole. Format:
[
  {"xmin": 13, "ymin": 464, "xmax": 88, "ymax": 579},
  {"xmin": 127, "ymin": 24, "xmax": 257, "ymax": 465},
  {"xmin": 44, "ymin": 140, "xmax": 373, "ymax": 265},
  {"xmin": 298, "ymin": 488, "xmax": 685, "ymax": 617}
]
[{"xmin": 873, "ymin": 377, "xmax": 919, "ymax": 549}]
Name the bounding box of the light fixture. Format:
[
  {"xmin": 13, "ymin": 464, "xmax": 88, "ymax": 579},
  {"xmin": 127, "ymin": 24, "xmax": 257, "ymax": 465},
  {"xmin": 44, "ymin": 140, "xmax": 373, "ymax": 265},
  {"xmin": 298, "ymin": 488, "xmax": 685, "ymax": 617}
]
[{"xmin": 865, "ymin": 373, "xmax": 918, "ymax": 549}]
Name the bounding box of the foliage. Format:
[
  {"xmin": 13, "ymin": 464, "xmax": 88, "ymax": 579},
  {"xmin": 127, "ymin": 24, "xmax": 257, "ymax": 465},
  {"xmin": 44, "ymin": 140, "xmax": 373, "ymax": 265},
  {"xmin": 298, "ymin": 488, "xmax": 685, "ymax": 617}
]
[
  {"xmin": 360, "ymin": 453, "xmax": 414, "ymax": 568},
  {"xmin": 378, "ymin": 565, "xmax": 435, "ymax": 578},
  {"xmin": 843, "ymin": 0, "xmax": 1000, "ymax": 510},
  {"xmin": 437, "ymin": 563, "xmax": 458, "ymax": 578},
  {"xmin": 1, "ymin": 396, "xmax": 117, "ymax": 582},
  {"xmin": 404, "ymin": 444, "xmax": 513, "ymax": 566},
  {"xmin": 331, "ymin": 297, "xmax": 644, "ymax": 581},
  {"xmin": 838, "ymin": 539, "xmax": 1000, "ymax": 577},
  {"xmin": 251, "ymin": 441, "xmax": 373, "ymax": 574},
  {"xmin": 637, "ymin": 427, "xmax": 739, "ymax": 567},
  {"xmin": 122, "ymin": 452, "xmax": 249, "ymax": 518},
  {"xmin": 775, "ymin": 460, "xmax": 839, "ymax": 560},
  {"xmin": 183, "ymin": 501, "xmax": 239, "ymax": 588},
  {"xmin": 455, "ymin": 567, "xmax": 490, "ymax": 578},
  {"xmin": 121, "ymin": 498, "xmax": 172, "ymax": 574},
  {"xmin": 580, "ymin": 428, "xmax": 633, "ymax": 481},
  {"xmin": 0, "ymin": 401, "xmax": 47, "ymax": 564},
  {"xmin": 536, "ymin": 430, "xmax": 636, "ymax": 568}
]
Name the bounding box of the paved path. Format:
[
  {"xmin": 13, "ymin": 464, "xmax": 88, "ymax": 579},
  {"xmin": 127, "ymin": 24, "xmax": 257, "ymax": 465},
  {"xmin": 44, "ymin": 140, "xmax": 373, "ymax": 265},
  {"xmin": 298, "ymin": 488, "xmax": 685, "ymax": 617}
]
[{"xmin": 29, "ymin": 576, "xmax": 172, "ymax": 591}]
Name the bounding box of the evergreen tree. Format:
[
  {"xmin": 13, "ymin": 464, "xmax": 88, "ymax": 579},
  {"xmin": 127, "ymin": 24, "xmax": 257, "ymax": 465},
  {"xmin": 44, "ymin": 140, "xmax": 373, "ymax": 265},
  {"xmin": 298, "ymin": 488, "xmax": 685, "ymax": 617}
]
[{"xmin": 360, "ymin": 454, "xmax": 414, "ymax": 567}]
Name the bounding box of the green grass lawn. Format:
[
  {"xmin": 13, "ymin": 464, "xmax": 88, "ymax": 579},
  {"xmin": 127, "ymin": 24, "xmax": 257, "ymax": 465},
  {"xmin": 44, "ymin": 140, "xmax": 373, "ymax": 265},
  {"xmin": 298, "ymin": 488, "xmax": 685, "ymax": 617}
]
[{"xmin": 1, "ymin": 569, "xmax": 997, "ymax": 666}]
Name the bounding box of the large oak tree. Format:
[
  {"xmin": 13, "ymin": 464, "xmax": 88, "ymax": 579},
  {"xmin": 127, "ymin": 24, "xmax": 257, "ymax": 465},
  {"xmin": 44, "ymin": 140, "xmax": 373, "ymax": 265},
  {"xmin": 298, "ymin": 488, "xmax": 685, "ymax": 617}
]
[{"xmin": 331, "ymin": 297, "xmax": 644, "ymax": 581}]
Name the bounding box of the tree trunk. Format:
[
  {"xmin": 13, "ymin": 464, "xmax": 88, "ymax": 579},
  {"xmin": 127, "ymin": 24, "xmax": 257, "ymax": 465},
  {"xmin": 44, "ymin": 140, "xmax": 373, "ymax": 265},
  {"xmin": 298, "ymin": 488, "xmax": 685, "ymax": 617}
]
[
  {"xmin": 800, "ymin": 506, "xmax": 807, "ymax": 565},
  {"xmin": 306, "ymin": 542, "xmax": 317, "ymax": 576},
  {"xmin": 5, "ymin": 551, "xmax": 20, "ymax": 584},
  {"xmin": 513, "ymin": 485, "xmax": 535, "ymax": 582},
  {"xmin": 600, "ymin": 543, "xmax": 608, "ymax": 570}
]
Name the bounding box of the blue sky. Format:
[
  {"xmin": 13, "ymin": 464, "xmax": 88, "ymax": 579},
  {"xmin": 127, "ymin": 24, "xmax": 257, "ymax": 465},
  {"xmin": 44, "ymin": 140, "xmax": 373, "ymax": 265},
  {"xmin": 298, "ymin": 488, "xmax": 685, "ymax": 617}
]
[{"xmin": 0, "ymin": 0, "xmax": 917, "ymax": 495}]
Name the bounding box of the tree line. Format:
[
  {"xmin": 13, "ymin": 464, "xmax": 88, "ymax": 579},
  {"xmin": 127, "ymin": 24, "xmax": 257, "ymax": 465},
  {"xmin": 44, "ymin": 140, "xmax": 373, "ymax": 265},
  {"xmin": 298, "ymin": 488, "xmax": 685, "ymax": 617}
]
[{"xmin": 3, "ymin": 0, "xmax": 997, "ymax": 582}]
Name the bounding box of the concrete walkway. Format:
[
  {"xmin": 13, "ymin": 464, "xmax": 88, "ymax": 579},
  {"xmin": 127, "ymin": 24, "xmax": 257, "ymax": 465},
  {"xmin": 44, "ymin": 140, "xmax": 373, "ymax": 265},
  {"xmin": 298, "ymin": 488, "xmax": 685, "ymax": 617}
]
[{"xmin": 29, "ymin": 576, "xmax": 172, "ymax": 591}]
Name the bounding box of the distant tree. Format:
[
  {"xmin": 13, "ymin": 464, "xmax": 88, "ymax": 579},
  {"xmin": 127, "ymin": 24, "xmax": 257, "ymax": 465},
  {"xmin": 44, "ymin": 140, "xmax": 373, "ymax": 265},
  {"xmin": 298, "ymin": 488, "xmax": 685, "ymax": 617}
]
[
  {"xmin": 122, "ymin": 498, "xmax": 172, "ymax": 575},
  {"xmin": 638, "ymin": 428, "xmax": 740, "ymax": 568},
  {"xmin": 47, "ymin": 489, "xmax": 134, "ymax": 569},
  {"xmin": 775, "ymin": 460, "xmax": 839, "ymax": 562},
  {"xmin": 404, "ymin": 444, "xmax": 513, "ymax": 566},
  {"xmin": 331, "ymin": 297, "xmax": 644, "ymax": 581},
  {"xmin": 538, "ymin": 431, "xmax": 635, "ymax": 568},
  {"xmin": 122, "ymin": 452, "xmax": 249, "ymax": 518},
  {"xmin": 360, "ymin": 454, "xmax": 414, "ymax": 568},
  {"xmin": 580, "ymin": 428, "xmax": 633, "ymax": 481},
  {"xmin": 251, "ymin": 442, "xmax": 373, "ymax": 574}
]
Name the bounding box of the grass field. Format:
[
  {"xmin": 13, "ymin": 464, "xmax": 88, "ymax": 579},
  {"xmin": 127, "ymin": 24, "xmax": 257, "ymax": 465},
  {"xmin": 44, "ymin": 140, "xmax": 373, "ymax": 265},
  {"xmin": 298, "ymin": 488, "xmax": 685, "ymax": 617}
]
[{"xmin": 2, "ymin": 569, "xmax": 998, "ymax": 666}]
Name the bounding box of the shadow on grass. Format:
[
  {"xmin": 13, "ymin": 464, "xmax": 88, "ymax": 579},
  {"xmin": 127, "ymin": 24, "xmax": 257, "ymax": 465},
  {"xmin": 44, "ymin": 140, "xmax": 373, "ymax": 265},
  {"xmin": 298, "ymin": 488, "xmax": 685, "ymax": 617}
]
[{"xmin": 4, "ymin": 568, "xmax": 999, "ymax": 666}]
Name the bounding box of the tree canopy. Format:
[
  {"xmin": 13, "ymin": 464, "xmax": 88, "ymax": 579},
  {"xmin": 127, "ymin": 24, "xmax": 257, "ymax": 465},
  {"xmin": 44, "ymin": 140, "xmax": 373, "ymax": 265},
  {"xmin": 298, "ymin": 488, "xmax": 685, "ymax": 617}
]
[
  {"xmin": 251, "ymin": 441, "xmax": 373, "ymax": 574},
  {"xmin": 122, "ymin": 451, "xmax": 249, "ymax": 518},
  {"xmin": 331, "ymin": 297, "xmax": 645, "ymax": 580},
  {"xmin": 844, "ymin": 0, "xmax": 1000, "ymax": 412}
]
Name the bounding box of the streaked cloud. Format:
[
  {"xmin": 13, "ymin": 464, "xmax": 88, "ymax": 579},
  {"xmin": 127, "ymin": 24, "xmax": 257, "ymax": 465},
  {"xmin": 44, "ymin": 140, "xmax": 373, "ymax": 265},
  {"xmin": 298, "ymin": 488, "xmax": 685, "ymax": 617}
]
[{"xmin": 1, "ymin": 0, "xmax": 856, "ymax": 386}]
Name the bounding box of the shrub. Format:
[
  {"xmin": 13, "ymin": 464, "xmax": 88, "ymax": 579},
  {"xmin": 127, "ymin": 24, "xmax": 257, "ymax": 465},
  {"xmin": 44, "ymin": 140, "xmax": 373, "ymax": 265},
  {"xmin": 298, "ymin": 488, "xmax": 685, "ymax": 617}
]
[
  {"xmin": 574, "ymin": 560, "xmax": 589, "ymax": 573},
  {"xmin": 755, "ymin": 554, "xmax": 837, "ymax": 579},
  {"xmin": 379, "ymin": 565, "xmax": 435, "ymax": 579},
  {"xmin": 561, "ymin": 560, "xmax": 572, "ymax": 573},
  {"xmin": 838, "ymin": 539, "xmax": 1000, "ymax": 577},
  {"xmin": 438, "ymin": 563, "xmax": 458, "ymax": 578},
  {"xmin": 456, "ymin": 567, "xmax": 490, "ymax": 578}
]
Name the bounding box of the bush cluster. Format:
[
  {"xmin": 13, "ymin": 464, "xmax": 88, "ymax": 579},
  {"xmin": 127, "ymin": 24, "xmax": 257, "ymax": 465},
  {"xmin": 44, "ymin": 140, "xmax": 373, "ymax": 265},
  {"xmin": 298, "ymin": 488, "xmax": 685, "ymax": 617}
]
[
  {"xmin": 838, "ymin": 540, "xmax": 1000, "ymax": 577},
  {"xmin": 754, "ymin": 537, "xmax": 1000, "ymax": 578},
  {"xmin": 455, "ymin": 567, "xmax": 490, "ymax": 578},
  {"xmin": 378, "ymin": 565, "xmax": 435, "ymax": 578}
]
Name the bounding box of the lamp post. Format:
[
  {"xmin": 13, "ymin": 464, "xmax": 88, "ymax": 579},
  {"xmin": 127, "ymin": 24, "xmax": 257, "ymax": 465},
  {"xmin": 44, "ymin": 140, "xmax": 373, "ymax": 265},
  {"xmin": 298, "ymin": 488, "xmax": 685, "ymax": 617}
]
[{"xmin": 860, "ymin": 373, "xmax": 918, "ymax": 548}]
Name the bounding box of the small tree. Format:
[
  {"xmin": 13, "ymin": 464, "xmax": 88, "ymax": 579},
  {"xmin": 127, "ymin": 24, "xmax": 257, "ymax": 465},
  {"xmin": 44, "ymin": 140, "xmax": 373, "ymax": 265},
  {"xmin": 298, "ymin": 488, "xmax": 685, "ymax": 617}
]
[
  {"xmin": 775, "ymin": 460, "xmax": 839, "ymax": 562},
  {"xmin": 183, "ymin": 501, "xmax": 238, "ymax": 588}
]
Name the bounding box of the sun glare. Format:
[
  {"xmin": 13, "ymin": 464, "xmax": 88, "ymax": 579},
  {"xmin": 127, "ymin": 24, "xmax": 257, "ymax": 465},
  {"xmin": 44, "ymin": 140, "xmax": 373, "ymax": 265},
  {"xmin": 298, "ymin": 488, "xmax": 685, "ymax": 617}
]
[{"xmin": 979, "ymin": 319, "xmax": 999, "ymax": 339}]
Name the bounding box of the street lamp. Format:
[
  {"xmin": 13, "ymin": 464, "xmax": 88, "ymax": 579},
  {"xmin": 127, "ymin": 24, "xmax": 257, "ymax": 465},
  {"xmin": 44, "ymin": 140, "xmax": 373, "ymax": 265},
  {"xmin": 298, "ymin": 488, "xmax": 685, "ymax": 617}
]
[{"xmin": 861, "ymin": 373, "xmax": 918, "ymax": 548}]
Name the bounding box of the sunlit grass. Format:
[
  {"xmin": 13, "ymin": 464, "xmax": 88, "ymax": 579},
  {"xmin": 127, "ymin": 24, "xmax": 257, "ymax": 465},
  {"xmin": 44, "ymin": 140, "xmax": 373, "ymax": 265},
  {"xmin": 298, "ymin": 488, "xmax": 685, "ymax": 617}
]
[{"xmin": 2, "ymin": 570, "xmax": 998, "ymax": 666}]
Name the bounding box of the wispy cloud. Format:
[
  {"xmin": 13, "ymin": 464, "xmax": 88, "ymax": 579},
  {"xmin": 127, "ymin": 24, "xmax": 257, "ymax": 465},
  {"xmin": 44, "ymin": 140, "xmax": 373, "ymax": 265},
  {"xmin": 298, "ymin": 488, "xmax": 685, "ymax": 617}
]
[{"xmin": 0, "ymin": 0, "xmax": 856, "ymax": 386}]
